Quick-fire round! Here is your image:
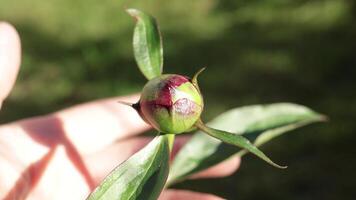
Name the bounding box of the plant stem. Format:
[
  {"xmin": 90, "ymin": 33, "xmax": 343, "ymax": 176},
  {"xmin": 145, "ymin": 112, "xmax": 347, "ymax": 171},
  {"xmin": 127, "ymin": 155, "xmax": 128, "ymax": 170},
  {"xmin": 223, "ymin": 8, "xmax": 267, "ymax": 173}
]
[{"xmin": 167, "ymin": 134, "xmax": 175, "ymax": 152}]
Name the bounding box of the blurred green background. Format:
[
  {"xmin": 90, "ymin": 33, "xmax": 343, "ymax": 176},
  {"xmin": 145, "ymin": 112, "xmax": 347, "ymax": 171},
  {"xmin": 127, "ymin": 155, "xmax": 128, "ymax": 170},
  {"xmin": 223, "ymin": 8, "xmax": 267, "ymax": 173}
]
[{"xmin": 1, "ymin": 0, "xmax": 355, "ymax": 199}]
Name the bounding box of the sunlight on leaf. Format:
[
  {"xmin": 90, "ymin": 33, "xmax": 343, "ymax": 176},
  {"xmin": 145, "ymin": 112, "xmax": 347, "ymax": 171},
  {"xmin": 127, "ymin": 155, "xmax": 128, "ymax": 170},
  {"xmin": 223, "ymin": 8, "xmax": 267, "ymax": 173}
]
[
  {"xmin": 87, "ymin": 134, "xmax": 170, "ymax": 200},
  {"xmin": 196, "ymin": 121, "xmax": 287, "ymax": 169},
  {"xmin": 127, "ymin": 8, "xmax": 163, "ymax": 80}
]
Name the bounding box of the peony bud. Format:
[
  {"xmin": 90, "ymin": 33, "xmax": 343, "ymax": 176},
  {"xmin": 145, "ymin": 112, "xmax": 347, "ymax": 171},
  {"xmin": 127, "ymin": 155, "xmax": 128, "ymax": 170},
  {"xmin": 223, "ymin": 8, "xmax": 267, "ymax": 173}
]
[{"xmin": 136, "ymin": 74, "xmax": 203, "ymax": 134}]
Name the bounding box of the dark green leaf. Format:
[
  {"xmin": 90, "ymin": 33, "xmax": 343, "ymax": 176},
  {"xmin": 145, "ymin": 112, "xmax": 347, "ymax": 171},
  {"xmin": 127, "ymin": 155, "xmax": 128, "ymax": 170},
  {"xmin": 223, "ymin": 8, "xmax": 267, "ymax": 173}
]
[
  {"xmin": 127, "ymin": 8, "xmax": 163, "ymax": 80},
  {"xmin": 196, "ymin": 121, "xmax": 287, "ymax": 169},
  {"xmin": 168, "ymin": 103, "xmax": 325, "ymax": 184},
  {"xmin": 87, "ymin": 135, "xmax": 170, "ymax": 200}
]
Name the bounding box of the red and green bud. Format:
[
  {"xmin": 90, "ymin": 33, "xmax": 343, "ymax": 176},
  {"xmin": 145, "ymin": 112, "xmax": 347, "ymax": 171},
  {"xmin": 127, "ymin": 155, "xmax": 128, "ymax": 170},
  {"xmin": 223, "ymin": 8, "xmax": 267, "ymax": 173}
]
[{"xmin": 135, "ymin": 74, "xmax": 203, "ymax": 134}]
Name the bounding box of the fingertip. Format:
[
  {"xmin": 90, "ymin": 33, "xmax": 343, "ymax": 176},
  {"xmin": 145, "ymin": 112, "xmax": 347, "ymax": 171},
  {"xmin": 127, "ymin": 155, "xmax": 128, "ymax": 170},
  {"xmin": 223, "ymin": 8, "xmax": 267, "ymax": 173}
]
[
  {"xmin": 0, "ymin": 21, "xmax": 21, "ymax": 105},
  {"xmin": 0, "ymin": 21, "xmax": 17, "ymax": 32},
  {"xmin": 0, "ymin": 21, "xmax": 21, "ymax": 62},
  {"xmin": 0, "ymin": 22, "xmax": 17, "ymax": 34}
]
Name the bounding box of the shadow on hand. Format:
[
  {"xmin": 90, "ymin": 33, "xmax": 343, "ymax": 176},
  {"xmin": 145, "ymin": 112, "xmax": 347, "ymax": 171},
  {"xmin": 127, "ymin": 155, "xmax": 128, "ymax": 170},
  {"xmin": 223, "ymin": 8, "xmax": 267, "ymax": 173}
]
[{"xmin": 4, "ymin": 116, "xmax": 94, "ymax": 200}]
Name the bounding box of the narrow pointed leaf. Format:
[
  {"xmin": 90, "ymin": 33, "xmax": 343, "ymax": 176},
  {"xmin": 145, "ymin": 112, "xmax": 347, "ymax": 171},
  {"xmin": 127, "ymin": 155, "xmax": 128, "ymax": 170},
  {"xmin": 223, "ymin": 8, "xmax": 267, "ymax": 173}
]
[
  {"xmin": 168, "ymin": 103, "xmax": 325, "ymax": 184},
  {"xmin": 87, "ymin": 134, "xmax": 170, "ymax": 200},
  {"xmin": 127, "ymin": 8, "xmax": 163, "ymax": 80},
  {"xmin": 196, "ymin": 121, "xmax": 286, "ymax": 169},
  {"xmin": 237, "ymin": 119, "xmax": 322, "ymax": 157}
]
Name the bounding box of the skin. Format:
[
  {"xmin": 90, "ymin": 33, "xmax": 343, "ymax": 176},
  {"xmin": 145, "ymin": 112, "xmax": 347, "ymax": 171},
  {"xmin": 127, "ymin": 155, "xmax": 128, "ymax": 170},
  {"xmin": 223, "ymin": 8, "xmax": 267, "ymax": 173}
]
[{"xmin": 0, "ymin": 22, "xmax": 240, "ymax": 200}]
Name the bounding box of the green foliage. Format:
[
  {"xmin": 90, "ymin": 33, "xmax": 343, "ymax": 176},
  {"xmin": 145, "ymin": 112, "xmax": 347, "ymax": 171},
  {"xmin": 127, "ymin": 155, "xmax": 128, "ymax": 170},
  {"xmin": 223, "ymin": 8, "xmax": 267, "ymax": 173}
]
[
  {"xmin": 127, "ymin": 9, "xmax": 163, "ymax": 80},
  {"xmin": 168, "ymin": 103, "xmax": 325, "ymax": 184},
  {"xmin": 196, "ymin": 121, "xmax": 287, "ymax": 169},
  {"xmin": 87, "ymin": 135, "xmax": 170, "ymax": 200}
]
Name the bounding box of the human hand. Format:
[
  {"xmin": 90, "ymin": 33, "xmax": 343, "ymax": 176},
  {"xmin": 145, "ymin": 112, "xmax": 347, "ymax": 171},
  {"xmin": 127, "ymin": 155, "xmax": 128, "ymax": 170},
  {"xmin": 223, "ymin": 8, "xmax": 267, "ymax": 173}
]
[{"xmin": 0, "ymin": 22, "xmax": 240, "ymax": 200}]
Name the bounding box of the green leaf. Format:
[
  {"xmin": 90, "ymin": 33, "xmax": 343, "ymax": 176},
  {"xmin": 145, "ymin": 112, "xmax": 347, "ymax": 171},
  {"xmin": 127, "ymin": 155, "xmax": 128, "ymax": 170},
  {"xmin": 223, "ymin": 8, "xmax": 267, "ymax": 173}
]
[
  {"xmin": 195, "ymin": 121, "xmax": 287, "ymax": 169},
  {"xmin": 168, "ymin": 103, "xmax": 325, "ymax": 185},
  {"xmin": 87, "ymin": 135, "xmax": 170, "ymax": 200},
  {"xmin": 127, "ymin": 8, "xmax": 163, "ymax": 80},
  {"xmin": 236, "ymin": 119, "xmax": 322, "ymax": 157}
]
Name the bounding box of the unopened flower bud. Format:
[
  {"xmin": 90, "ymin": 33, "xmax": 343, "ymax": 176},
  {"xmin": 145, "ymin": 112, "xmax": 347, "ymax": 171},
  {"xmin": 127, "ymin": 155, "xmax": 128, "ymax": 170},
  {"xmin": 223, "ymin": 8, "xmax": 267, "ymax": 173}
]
[{"xmin": 137, "ymin": 74, "xmax": 203, "ymax": 134}]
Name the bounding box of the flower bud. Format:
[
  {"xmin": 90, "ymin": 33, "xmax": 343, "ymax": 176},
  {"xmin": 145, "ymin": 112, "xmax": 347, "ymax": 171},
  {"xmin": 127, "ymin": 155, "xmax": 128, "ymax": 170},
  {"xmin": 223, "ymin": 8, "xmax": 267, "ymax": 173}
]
[{"xmin": 137, "ymin": 74, "xmax": 203, "ymax": 134}]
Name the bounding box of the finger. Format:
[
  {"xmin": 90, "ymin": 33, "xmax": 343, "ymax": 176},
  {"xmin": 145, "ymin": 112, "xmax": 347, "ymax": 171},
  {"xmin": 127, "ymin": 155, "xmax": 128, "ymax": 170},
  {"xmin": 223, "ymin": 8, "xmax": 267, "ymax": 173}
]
[
  {"xmin": 54, "ymin": 94, "xmax": 150, "ymax": 153},
  {"xmin": 0, "ymin": 22, "xmax": 21, "ymax": 108},
  {"xmin": 0, "ymin": 94, "xmax": 149, "ymax": 176},
  {"xmin": 189, "ymin": 156, "xmax": 241, "ymax": 179},
  {"xmin": 160, "ymin": 189, "xmax": 224, "ymax": 200},
  {"xmin": 85, "ymin": 136, "xmax": 151, "ymax": 184},
  {"xmin": 4, "ymin": 94, "xmax": 150, "ymax": 155},
  {"xmin": 86, "ymin": 136, "xmax": 190, "ymax": 184}
]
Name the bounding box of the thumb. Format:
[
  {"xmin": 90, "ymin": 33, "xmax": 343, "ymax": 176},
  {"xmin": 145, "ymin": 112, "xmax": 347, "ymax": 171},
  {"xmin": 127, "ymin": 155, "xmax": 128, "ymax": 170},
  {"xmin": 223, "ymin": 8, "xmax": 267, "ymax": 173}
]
[{"xmin": 0, "ymin": 22, "xmax": 21, "ymax": 109}]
